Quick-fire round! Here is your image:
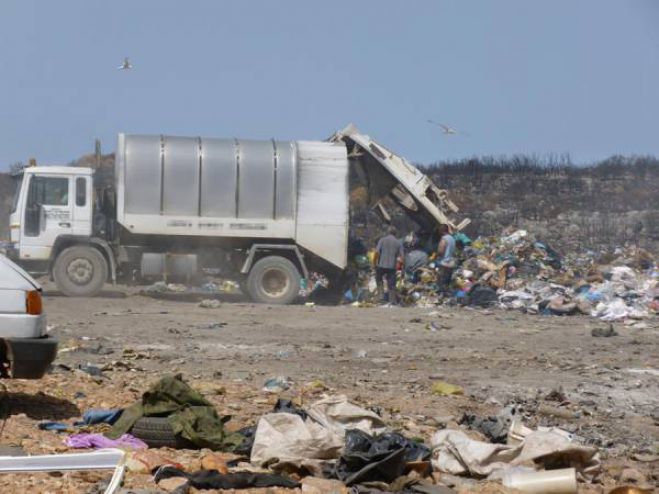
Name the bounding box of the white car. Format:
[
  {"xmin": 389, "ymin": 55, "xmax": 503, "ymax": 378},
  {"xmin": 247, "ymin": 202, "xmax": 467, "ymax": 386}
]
[{"xmin": 0, "ymin": 254, "xmax": 57, "ymax": 378}]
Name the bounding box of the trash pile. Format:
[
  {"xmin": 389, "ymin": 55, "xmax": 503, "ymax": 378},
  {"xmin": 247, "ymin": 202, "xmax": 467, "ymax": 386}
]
[
  {"xmin": 354, "ymin": 229, "xmax": 658, "ymax": 321},
  {"xmin": 24, "ymin": 373, "xmax": 632, "ymax": 494}
]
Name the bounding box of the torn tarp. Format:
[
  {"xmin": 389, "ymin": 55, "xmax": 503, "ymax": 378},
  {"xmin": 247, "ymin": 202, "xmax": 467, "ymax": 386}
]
[{"xmin": 431, "ymin": 428, "xmax": 600, "ymax": 481}]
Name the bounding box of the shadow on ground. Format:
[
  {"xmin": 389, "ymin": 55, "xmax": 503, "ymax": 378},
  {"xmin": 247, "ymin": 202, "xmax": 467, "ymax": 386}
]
[
  {"xmin": 0, "ymin": 392, "xmax": 80, "ymax": 420},
  {"xmin": 43, "ymin": 290, "xmax": 128, "ymax": 299}
]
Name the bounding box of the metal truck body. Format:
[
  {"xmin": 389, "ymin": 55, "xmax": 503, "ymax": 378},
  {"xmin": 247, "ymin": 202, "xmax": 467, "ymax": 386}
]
[
  {"xmin": 117, "ymin": 135, "xmax": 349, "ymax": 270},
  {"xmin": 8, "ymin": 125, "xmax": 466, "ymax": 303}
]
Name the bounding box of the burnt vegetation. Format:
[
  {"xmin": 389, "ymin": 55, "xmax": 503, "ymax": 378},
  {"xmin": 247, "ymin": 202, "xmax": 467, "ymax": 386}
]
[{"xmin": 419, "ymin": 154, "xmax": 659, "ymax": 252}]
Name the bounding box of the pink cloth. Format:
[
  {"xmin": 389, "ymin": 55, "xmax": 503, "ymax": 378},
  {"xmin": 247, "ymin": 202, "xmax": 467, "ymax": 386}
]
[{"xmin": 65, "ymin": 433, "xmax": 148, "ymax": 450}]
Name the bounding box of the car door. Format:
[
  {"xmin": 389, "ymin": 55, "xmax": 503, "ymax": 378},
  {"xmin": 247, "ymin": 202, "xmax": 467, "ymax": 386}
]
[{"xmin": 20, "ymin": 174, "xmax": 73, "ymax": 261}]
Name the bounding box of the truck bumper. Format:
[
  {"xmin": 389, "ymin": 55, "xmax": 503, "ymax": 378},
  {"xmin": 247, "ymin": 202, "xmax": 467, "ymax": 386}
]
[{"xmin": 3, "ymin": 336, "xmax": 58, "ymax": 379}]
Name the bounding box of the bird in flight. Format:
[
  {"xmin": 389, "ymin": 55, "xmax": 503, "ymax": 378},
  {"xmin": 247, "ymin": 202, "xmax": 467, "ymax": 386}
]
[
  {"xmin": 118, "ymin": 57, "xmax": 133, "ymax": 70},
  {"xmin": 427, "ymin": 119, "xmax": 468, "ymax": 136}
]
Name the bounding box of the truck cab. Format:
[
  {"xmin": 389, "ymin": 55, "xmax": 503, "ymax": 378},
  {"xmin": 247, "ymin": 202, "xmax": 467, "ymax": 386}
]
[{"xmin": 10, "ymin": 167, "xmax": 94, "ymax": 269}]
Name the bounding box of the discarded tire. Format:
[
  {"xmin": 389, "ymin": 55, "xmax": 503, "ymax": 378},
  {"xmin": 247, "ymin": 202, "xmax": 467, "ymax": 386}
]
[{"xmin": 130, "ymin": 417, "xmax": 195, "ymax": 449}]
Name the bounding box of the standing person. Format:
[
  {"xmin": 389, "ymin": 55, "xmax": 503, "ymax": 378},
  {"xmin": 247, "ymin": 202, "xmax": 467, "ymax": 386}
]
[
  {"xmin": 375, "ymin": 225, "xmax": 404, "ymax": 304},
  {"xmin": 436, "ymin": 224, "xmax": 456, "ymax": 294}
]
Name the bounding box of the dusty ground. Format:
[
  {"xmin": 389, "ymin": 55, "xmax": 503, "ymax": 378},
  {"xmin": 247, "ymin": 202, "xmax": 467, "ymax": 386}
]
[{"xmin": 1, "ymin": 285, "xmax": 657, "ymax": 493}]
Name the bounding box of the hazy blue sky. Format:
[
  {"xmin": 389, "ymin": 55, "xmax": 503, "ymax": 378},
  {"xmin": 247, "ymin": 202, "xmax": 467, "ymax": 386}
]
[{"xmin": 1, "ymin": 0, "xmax": 658, "ymax": 167}]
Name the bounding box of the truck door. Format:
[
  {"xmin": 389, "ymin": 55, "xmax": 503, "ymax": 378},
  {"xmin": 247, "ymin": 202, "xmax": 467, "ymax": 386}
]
[
  {"xmin": 71, "ymin": 176, "xmax": 92, "ymax": 236},
  {"xmin": 20, "ymin": 174, "xmax": 73, "ymax": 261}
]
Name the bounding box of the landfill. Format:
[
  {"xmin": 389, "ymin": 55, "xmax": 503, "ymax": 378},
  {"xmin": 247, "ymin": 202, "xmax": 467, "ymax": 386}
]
[{"xmin": 347, "ymin": 228, "xmax": 657, "ymax": 323}]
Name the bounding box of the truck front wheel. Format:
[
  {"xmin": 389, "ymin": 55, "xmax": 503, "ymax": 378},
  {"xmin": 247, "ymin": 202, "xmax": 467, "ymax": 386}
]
[
  {"xmin": 53, "ymin": 246, "xmax": 108, "ymax": 297},
  {"xmin": 246, "ymin": 256, "xmax": 301, "ymax": 305}
]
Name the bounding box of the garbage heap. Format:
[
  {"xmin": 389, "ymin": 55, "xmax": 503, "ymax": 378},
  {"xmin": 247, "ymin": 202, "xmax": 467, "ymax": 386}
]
[{"xmin": 360, "ymin": 229, "xmax": 658, "ymax": 321}]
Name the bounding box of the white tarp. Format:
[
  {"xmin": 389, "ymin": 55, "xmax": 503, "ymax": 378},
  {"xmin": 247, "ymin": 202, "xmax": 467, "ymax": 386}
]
[{"xmin": 431, "ymin": 429, "xmax": 600, "ymax": 481}]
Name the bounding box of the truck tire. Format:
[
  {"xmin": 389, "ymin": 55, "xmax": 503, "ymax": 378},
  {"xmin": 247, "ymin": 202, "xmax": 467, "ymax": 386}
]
[
  {"xmin": 129, "ymin": 417, "xmax": 195, "ymax": 449},
  {"xmin": 53, "ymin": 246, "xmax": 108, "ymax": 297},
  {"xmin": 247, "ymin": 256, "xmax": 301, "ymax": 305}
]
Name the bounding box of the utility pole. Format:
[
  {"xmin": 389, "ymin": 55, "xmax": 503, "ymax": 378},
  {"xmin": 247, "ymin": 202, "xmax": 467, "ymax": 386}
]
[{"xmin": 95, "ymin": 138, "xmax": 101, "ymax": 169}]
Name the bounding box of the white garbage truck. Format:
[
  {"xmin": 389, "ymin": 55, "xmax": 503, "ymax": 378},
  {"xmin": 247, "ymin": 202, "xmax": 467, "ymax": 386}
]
[{"xmin": 7, "ymin": 124, "xmax": 467, "ymax": 304}]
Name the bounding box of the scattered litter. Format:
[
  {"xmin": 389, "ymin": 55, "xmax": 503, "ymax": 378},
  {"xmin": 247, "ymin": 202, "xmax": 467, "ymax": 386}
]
[
  {"xmin": 431, "ymin": 381, "xmax": 464, "ymax": 396},
  {"xmin": 125, "ymin": 450, "xmax": 184, "ymax": 473},
  {"xmin": 262, "ymin": 376, "xmax": 292, "ymax": 394},
  {"xmin": 461, "ymin": 406, "xmax": 516, "ymax": 444},
  {"xmin": 77, "ymin": 363, "xmax": 104, "ymax": 377},
  {"xmin": 198, "ymin": 299, "xmax": 221, "ymax": 309},
  {"xmin": 592, "ymin": 324, "xmax": 618, "ymax": 337}
]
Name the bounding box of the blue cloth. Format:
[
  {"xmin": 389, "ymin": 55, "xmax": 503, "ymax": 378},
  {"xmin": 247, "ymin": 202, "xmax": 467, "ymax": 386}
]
[
  {"xmin": 38, "ymin": 422, "xmax": 70, "ymax": 432},
  {"xmin": 74, "ymin": 408, "xmax": 123, "ymax": 427},
  {"xmin": 344, "ymin": 288, "xmax": 366, "ymax": 303}
]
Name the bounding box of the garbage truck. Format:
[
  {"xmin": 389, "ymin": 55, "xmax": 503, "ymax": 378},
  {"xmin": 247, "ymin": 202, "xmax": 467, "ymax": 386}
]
[{"xmin": 7, "ymin": 124, "xmax": 467, "ymax": 304}]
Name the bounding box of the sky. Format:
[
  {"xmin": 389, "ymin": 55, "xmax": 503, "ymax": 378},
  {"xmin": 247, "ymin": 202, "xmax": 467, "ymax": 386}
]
[{"xmin": 0, "ymin": 0, "xmax": 658, "ymax": 168}]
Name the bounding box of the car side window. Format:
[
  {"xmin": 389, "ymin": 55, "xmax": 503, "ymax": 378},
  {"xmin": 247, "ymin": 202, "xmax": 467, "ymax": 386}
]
[{"xmin": 28, "ymin": 176, "xmax": 69, "ymax": 206}]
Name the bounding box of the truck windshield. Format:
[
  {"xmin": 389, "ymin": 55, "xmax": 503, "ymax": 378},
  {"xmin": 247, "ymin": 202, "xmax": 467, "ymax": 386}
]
[{"xmin": 10, "ymin": 173, "xmax": 23, "ymax": 213}]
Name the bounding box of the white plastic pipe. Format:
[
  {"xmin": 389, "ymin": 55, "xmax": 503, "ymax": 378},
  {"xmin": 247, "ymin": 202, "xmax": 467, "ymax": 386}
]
[
  {"xmin": 502, "ymin": 467, "xmax": 577, "ymax": 494},
  {"xmin": 0, "ymin": 449, "xmax": 126, "ymax": 494}
]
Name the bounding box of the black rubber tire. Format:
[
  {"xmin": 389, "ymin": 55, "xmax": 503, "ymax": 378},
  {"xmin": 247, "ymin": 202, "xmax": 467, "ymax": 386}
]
[
  {"xmin": 246, "ymin": 256, "xmax": 301, "ymax": 305},
  {"xmin": 130, "ymin": 416, "xmax": 195, "ymax": 449},
  {"xmin": 53, "ymin": 246, "xmax": 108, "ymax": 297}
]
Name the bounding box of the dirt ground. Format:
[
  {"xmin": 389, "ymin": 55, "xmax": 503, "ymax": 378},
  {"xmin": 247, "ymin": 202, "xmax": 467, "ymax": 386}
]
[{"xmin": 1, "ymin": 285, "xmax": 657, "ymax": 493}]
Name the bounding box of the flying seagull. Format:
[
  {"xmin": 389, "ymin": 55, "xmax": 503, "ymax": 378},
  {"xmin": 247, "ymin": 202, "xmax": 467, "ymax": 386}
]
[
  {"xmin": 427, "ymin": 119, "xmax": 468, "ymax": 136},
  {"xmin": 118, "ymin": 57, "xmax": 133, "ymax": 70}
]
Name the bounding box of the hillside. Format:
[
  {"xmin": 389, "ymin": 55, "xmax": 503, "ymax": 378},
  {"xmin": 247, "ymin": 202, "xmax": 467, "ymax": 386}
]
[{"xmin": 424, "ymin": 155, "xmax": 659, "ymax": 253}]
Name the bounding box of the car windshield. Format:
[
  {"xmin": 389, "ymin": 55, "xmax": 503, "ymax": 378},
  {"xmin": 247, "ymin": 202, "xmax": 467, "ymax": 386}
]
[{"xmin": 10, "ymin": 173, "xmax": 23, "ymax": 213}]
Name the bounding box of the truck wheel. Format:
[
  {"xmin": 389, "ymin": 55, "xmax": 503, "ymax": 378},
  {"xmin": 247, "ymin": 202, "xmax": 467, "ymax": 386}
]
[
  {"xmin": 53, "ymin": 246, "xmax": 108, "ymax": 297},
  {"xmin": 247, "ymin": 256, "xmax": 301, "ymax": 305}
]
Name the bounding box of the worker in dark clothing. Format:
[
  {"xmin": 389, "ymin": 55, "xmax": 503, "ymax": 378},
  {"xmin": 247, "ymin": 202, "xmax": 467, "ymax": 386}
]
[{"xmin": 375, "ymin": 225, "xmax": 404, "ymax": 304}]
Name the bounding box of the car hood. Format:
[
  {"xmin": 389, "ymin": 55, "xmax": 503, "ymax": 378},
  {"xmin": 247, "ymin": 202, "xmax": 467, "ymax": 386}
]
[{"xmin": 0, "ymin": 254, "xmax": 41, "ymax": 291}]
